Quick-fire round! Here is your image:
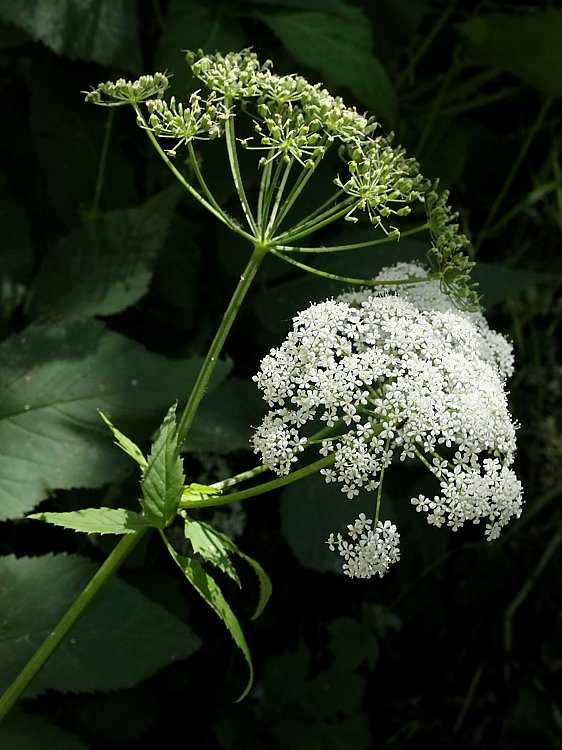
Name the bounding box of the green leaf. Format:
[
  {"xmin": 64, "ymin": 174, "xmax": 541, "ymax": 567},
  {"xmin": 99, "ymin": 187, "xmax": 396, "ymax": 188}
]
[
  {"xmin": 26, "ymin": 189, "xmax": 180, "ymax": 320},
  {"xmin": 0, "ymin": 318, "xmax": 229, "ymax": 521},
  {"xmin": 0, "ymin": 0, "xmax": 142, "ymax": 70},
  {"xmin": 156, "ymin": 0, "xmax": 245, "ymax": 96},
  {"xmin": 0, "ymin": 553, "xmax": 201, "ymax": 697},
  {"xmin": 141, "ymin": 404, "xmax": 185, "ymax": 528},
  {"xmin": 473, "ymin": 262, "xmax": 550, "ymax": 308},
  {"xmin": 0, "ymin": 709, "xmax": 88, "ymax": 750},
  {"xmin": 279, "ymin": 472, "xmax": 383, "ymax": 573},
  {"xmin": 184, "ymin": 516, "xmax": 272, "ymax": 619},
  {"xmin": 257, "ymin": 8, "xmax": 396, "ymax": 123},
  {"xmin": 163, "ymin": 539, "xmax": 254, "ymax": 701},
  {"xmin": 189, "ymin": 376, "xmax": 266, "ymax": 454},
  {"xmin": 28, "ymin": 507, "xmax": 150, "ymax": 534},
  {"xmin": 184, "ymin": 515, "xmax": 242, "ymax": 586},
  {"xmin": 457, "ymin": 10, "xmax": 562, "ymax": 96},
  {"xmin": 98, "ymin": 411, "xmax": 147, "ymax": 469}
]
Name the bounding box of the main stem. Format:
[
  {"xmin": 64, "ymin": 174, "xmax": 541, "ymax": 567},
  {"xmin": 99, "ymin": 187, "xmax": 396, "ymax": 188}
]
[
  {"xmin": 177, "ymin": 243, "xmax": 267, "ymax": 446},
  {"xmin": 0, "ymin": 527, "xmax": 150, "ymax": 722}
]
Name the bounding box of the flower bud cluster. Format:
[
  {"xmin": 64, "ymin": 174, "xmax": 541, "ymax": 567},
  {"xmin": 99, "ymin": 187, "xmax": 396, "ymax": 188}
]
[
  {"xmin": 335, "ymin": 138, "xmax": 427, "ymax": 231},
  {"xmin": 252, "ymin": 261, "xmax": 523, "ymax": 578},
  {"xmin": 142, "ymin": 92, "xmax": 228, "ymax": 154},
  {"xmin": 85, "ymin": 73, "xmax": 169, "ymax": 106}
]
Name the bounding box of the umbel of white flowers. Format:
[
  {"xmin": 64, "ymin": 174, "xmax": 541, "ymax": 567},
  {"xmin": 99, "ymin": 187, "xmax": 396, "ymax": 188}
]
[{"xmin": 252, "ymin": 262, "xmax": 523, "ymax": 579}]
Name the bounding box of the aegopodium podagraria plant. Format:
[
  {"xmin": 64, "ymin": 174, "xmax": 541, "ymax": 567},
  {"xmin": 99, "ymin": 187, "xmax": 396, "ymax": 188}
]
[
  {"xmin": 252, "ymin": 261, "xmax": 522, "ymax": 578},
  {"xmin": 0, "ymin": 50, "xmax": 521, "ymax": 718}
]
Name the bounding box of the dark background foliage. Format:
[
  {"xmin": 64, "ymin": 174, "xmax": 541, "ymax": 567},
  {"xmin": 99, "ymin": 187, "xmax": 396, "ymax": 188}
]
[{"xmin": 0, "ymin": 1, "xmax": 560, "ymax": 748}]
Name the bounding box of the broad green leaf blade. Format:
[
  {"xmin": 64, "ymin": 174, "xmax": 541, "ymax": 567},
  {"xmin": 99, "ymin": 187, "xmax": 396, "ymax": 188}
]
[
  {"xmin": 189, "ymin": 377, "xmax": 266, "ymax": 454},
  {"xmin": 0, "ymin": 709, "xmax": 88, "ymax": 750},
  {"xmin": 457, "ymin": 10, "xmax": 562, "ymax": 96},
  {"xmin": 98, "ymin": 411, "xmax": 147, "ymax": 469},
  {"xmin": 0, "ymin": 318, "xmax": 230, "ymax": 521},
  {"xmin": 258, "ymin": 9, "xmax": 396, "ymax": 123},
  {"xmin": 28, "ymin": 507, "xmax": 150, "ymax": 534},
  {"xmin": 163, "ymin": 540, "xmax": 254, "ymax": 701},
  {"xmin": 141, "ymin": 404, "xmax": 185, "ymax": 528},
  {"xmin": 26, "ymin": 189, "xmax": 180, "ymax": 320},
  {"xmin": 0, "ymin": 554, "xmax": 201, "ymax": 697},
  {"xmin": 0, "ymin": 0, "xmax": 142, "ymax": 71}
]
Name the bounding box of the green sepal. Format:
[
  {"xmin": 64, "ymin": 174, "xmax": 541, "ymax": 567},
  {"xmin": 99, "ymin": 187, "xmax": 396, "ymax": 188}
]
[
  {"xmin": 27, "ymin": 507, "xmax": 150, "ymax": 535},
  {"xmin": 184, "ymin": 516, "xmax": 272, "ymax": 621},
  {"xmin": 141, "ymin": 403, "xmax": 185, "ymax": 528},
  {"xmin": 161, "ymin": 533, "xmax": 254, "ymax": 702}
]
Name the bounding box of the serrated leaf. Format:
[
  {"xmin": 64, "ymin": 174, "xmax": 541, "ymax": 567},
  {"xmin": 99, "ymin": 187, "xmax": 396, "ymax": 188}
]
[
  {"xmin": 184, "ymin": 516, "xmax": 242, "ymax": 586},
  {"xmin": 141, "ymin": 404, "xmax": 185, "ymax": 528},
  {"xmin": 457, "ymin": 10, "xmax": 562, "ymax": 96},
  {"xmin": 184, "ymin": 516, "xmax": 272, "ymax": 620},
  {"xmin": 258, "ymin": 8, "xmax": 396, "ymax": 123},
  {"xmin": 99, "ymin": 411, "xmax": 147, "ymax": 469},
  {"xmin": 28, "ymin": 507, "xmax": 150, "ymax": 534},
  {"xmin": 0, "ymin": 0, "xmax": 142, "ymax": 70},
  {"xmin": 163, "ymin": 538, "xmax": 254, "ymax": 701},
  {"xmin": 26, "ymin": 189, "xmax": 180, "ymax": 320},
  {"xmin": 0, "ymin": 554, "xmax": 201, "ymax": 697},
  {"xmin": 0, "ymin": 318, "xmax": 229, "ymax": 521}
]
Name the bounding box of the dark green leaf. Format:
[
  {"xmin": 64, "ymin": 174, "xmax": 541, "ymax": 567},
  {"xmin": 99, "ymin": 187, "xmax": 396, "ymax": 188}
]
[
  {"xmin": 257, "ymin": 9, "xmax": 396, "ymax": 123},
  {"xmin": 0, "ymin": 553, "xmax": 201, "ymax": 697},
  {"xmin": 0, "ymin": 709, "xmax": 87, "ymax": 750},
  {"xmin": 189, "ymin": 377, "xmax": 266, "ymax": 454},
  {"xmin": 26, "ymin": 189, "xmax": 180, "ymax": 320},
  {"xmin": 0, "ymin": 318, "xmax": 229, "ymax": 521},
  {"xmin": 457, "ymin": 10, "xmax": 562, "ymax": 96},
  {"xmin": 156, "ymin": 0, "xmax": 245, "ymax": 95},
  {"xmin": 28, "ymin": 507, "xmax": 150, "ymax": 534},
  {"xmin": 0, "ymin": 0, "xmax": 142, "ymax": 70},
  {"xmin": 141, "ymin": 404, "xmax": 185, "ymax": 528},
  {"xmin": 280, "ymin": 472, "xmax": 382, "ymax": 573}
]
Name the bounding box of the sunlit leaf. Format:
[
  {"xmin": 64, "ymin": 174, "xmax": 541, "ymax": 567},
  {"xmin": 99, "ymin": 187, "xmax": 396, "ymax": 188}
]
[
  {"xmin": 141, "ymin": 404, "xmax": 185, "ymax": 528},
  {"xmin": 28, "ymin": 507, "xmax": 150, "ymax": 534}
]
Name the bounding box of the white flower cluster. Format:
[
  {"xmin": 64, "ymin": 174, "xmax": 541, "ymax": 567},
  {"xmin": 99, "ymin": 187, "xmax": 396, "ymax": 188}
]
[
  {"xmin": 327, "ymin": 514, "xmax": 400, "ymax": 578},
  {"xmin": 252, "ymin": 262, "xmax": 523, "ymax": 578}
]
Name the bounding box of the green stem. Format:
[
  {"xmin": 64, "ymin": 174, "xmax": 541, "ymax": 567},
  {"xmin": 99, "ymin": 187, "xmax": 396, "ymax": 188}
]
[
  {"xmin": 274, "ymin": 197, "xmax": 356, "ymax": 244},
  {"xmin": 275, "ymin": 223, "xmax": 428, "ymax": 253},
  {"xmin": 0, "ymin": 527, "xmax": 150, "ymax": 722},
  {"xmin": 224, "ymin": 98, "xmax": 258, "ymax": 234},
  {"xmin": 182, "ymin": 453, "xmax": 336, "ymax": 509},
  {"xmin": 269, "ymin": 248, "xmax": 439, "ymax": 287},
  {"xmin": 177, "ymin": 243, "xmax": 268, "ymax": 446},
  {"xmin": 136, "ymin": 109, "xmax": 255, "ymax": 243}
]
